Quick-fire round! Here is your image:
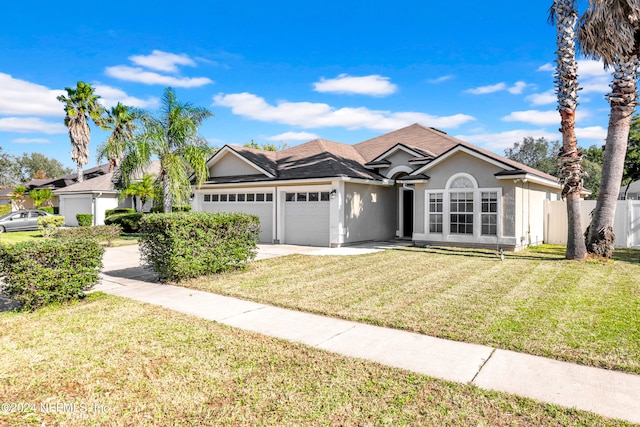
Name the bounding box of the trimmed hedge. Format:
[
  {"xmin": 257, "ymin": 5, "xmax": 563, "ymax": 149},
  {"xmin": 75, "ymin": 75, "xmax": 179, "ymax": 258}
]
[
  {"xmin": 0, "ymin": 238, "xmax": 104, "ymax": 311},
  {"xmin": 39, "ymin": 207, "xmax": 55, "ymax": 214},
  {"xmin": 76, "ymin": 213, "xmax": 93, "ymax": 227},
  {"xmin": 104, "ymin": 212, "xmax": 143, "ymax": 233},
  {"xmin": 105, "ymin": 207, "xmax": 136, "ymax": 217},
  {"xmin": 54, "ymin": 224, "xmax": 122, "ymax": 246},
  {"xmin": 139, "ymin": 212, "xmax": 260, "ymax": 282},
  {"xmin": 38, "ymin": 215, "xmax": 65, "ymax": 237}
]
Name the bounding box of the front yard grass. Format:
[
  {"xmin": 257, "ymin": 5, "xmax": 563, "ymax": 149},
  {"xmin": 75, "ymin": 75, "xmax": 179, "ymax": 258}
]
[
  {"xmin": 184, "ymin": 244, "xmax": 640, "ymax": 374},
  {"xmin": 0, "ymin": 294, "xmax": 630, "ymax": 426}
]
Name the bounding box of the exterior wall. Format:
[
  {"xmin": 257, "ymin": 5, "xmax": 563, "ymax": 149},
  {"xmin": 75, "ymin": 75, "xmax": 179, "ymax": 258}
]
[
  {"xmin": 513, "ymin": 181, "xmax": 551, "ymax": 248},
  {"xmin": 95, "ymin": 195, "xmax": 119, "ymax": 226},
  {"xmin": 209, "ymin": 153, "xmax": 263, "ymax": 177},
  {"xmin": 383, "ymin": 150, "xmax": 418, "ymax": 178},
  {"xmin": 343, "ymin": 182, "xmax": 396, "ymax": 244}
]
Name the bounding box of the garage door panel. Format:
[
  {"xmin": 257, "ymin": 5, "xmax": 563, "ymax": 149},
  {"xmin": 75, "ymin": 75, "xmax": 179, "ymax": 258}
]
[
  {"xmin": 284, "ymin": 201, "xmax": 329, "ymax": 246},
  {"xmin": 202, "ymin": 202, "xmax": 273, "ymax": 243}
]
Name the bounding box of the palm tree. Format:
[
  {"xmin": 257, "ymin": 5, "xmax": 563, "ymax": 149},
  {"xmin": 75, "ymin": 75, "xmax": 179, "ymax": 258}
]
[
  {"xmin": 578, "ymin": 0, "xmax": 640, "ymax": 257},
  {"xmin": 121, "ymin": 173, "xmax": 157, "ymax": 212},
  {"xmin": 551, "ymin": 0, "xmax": 587, "ymax": 260},
  {"xmin": 29, "ymin": 189, "xmax": 53, "ymax": 209},
  {"xmin": 120, "ymin": 87, "xmax": 213, "ymax": 213},
  {"xmin": 57, "ymin": 81, "xmax": 106, "ymax": 182},
  {"xmin": 98, "ymin": 102, "xmax": 141, "ymax": 173}
]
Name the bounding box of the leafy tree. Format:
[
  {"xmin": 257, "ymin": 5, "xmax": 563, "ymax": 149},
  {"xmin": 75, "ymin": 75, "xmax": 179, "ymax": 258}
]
[
  {"xmin": 578, "ymin": 0, "xmax": 640, "ymax": 257},
  {"xmin": 29, "ymin": 189, "xmax": 53, "ymax": 208},
  {"xmin": 121, "ymin": 174, "xmax": 158, "ymax": 213},
  {"xmin": 119, "ymin": 87, "xmax": 213, "ymax": 213},
  {"xmin": 98, "ymin": 102, "xmax": 142, "ymax": 172},
  {"xmin": 244, "ymin": 140, "xmax": 279, "ymax": 151},
  {"xmin": 57, "ymin": 81, "xmax": 106, "ymax": 182},
  {"xmin": 16, "ymin": 152, "xmax": 72, "ymax": 181},
  {"xmin": 0, "ymin": 147, "xmax": 20, "ymax": 185},
  {"xmin": 550, "ymin": 0, "xmax": 588, "ymax": 259},
  {"xmin": 504, "ymin": 137, "xmax": 561, "ymax": 176}
]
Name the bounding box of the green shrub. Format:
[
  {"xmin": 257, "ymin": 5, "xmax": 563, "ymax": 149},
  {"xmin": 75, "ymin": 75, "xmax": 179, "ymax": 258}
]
[
  {"xmin": 54, "ymin": 224, "xmax": 122, "ymax": 246},
  {"xmin": 0, "ymin": 238, "xmax": 104, "ymax": 311},
  {"xmin": 105, "ymin": 207, "xmax": 136, "ymax": 217},
  {"xmin": 38, "ymin": 215, "xmax": 65, "ymax": 237},
  {"xmin": 171, "ymin": 205, "xmax": 192, "ymax": 212},
  {"xmin": 76, "ymin": 213, "xmax": 93, "ymax": 227},
  {"xmin": 0, "ymin": 205, "xmax": 11, "ymax": 216},
  {"xmin": 39, "ymin": 207, "xmax": 54, "ymax": 214},
  {"xmin": 104, "ymin": 212, "xmax": 143, "ymax": 233},
  {"xmin": 138, "ymin": 212, "xmax": 260, "ymax": 282}
]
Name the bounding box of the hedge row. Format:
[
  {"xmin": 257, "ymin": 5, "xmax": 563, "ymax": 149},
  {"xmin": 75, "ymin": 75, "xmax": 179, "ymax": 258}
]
[
  {"xmin": 104, "ymin": 212, "xmax": 143, "ymax": 233},
  {"xmin": 138, "ymin": 212, "xmax": 260, "ymax": 282},
  {"xmin": 54, "ymin": 224, "xmax": 122, "ymax": 246},
  {"xmin": 0, "ymin": 238, "xmax": 104, "ymax": 311}
]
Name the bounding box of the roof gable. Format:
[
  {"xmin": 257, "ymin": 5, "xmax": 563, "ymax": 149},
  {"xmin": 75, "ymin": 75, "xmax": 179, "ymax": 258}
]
[{"xmin": 207, "ymin": 146, "xmax": 277, "ymax": 178}]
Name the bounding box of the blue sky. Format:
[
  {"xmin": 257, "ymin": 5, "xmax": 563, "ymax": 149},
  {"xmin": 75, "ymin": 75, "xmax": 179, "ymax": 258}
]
[{"xmin": 0, "ymin": 1, "xmax": 612, "ymax": 171}]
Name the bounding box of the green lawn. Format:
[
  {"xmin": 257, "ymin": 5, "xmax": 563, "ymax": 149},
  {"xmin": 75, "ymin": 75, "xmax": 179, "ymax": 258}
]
[
  {"xmin": 0, "ymin": 294, "xmax": 630, "ymax": 426},
  {"xmin": 183, "ymin": 245, "xmax": 640, "ymax": 374},
  {"xmin": 0, "ymin": 230, "xmax": 138, "ymax": 246}
]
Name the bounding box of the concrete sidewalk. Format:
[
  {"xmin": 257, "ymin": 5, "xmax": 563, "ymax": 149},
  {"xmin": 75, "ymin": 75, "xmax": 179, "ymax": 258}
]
[{"xmin": 95, "ymin": 245, "xmax": 640, "ymax": 424}]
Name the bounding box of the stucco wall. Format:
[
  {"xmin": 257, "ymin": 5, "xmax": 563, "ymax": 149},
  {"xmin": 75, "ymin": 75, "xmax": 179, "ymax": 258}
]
[
  {"xmin": 209, "ymin": 153, "xmax": 262, "ymax": 177},
  {"xmin": 343, "ymin": 183, "xmax": 396, "ymax": 243}
]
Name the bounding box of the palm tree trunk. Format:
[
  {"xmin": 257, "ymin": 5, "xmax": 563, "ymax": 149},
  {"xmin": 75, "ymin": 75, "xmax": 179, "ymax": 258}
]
[
  {"xmin": 586, "ymin": 55, "xmax": 638, "ymax": 257},
  {"xmin": 76, "ymin": 163, "xmax": 84, "ymax": 183},
  {"xmin": 163, "ymin": 176, "xmax": 172, "ymax": 213}
]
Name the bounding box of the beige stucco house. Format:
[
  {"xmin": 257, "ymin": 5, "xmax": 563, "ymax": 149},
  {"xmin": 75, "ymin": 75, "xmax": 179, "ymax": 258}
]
[{"xmin": 193, "ymin": 124, "xmax": 562, "ymax": 250}]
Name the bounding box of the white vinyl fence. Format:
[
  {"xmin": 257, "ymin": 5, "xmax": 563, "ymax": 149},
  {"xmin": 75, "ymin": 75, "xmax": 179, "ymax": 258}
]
[{"xmin": 544, "ymin": 199, "xmax": 640, "ymax": 248}]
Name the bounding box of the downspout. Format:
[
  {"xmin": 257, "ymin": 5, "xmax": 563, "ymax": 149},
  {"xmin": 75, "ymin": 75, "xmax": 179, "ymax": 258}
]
[{"xmin": 93, "ymin": 192, "xmax": 103, "ymax": 226}]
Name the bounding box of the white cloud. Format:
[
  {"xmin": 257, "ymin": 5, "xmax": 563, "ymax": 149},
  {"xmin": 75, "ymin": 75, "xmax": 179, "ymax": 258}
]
[
  {"xmin": 508, "ymin": 81, "xmax": 528, "ymax": 95},
  {"xmin": 537, "ymin": 63, "xmax": 555, "ymax": 72},
  {"xmin": 105, "ymin": 65, "xmax": 213, "ymax": 88},
  {"xmin": 11, "ymin": 137, "xmax": 50, "ymax": 144},
  {"xmin": 428, "ymin": 75, "xmax": 453, "ymax": 84},
  {"xmin": 213, "ymin": 92, "xmax": 476, "ymax": 131},
  {"xmin": 129, "ymin": 50, "xmax": 196, "ymax": 73},
  {"xmin": 527, "ymin": 90, "xmax": 556, "ymax": 106},
  {"xmin": 456, "ymin": 129, "xmax": 560, "ymax": 152},
  {"xmin": 503, "ymin": 110, "xmax": 558, "ymax": 126},
  {"xmin": 94, "ymin": 84, "xmax": 159, "ymax": 109},
  {"xmin": 0, "ymin": 117, "xmax": 66, "ymax": 134},
  {"xmin": 313, "ymin": 74, "xmax": 397, "ymax": 96},
  {"xmin": 0, "ymin": 73, "xmax": 64, "ymax": 117},
  {"xmin": 577, "ymin": 59, "xmax": 609, "ymax": 77},
  {"xmin": 267, "ymin": 131, "xmax": 319, "ymax": 141},
  {"xmin": 465, "ymin": 83, "xmax": 507, "ymax": 95},
  {"xmin": 576, "ymin": 126, "xmax": 607, "ymax": 142}
]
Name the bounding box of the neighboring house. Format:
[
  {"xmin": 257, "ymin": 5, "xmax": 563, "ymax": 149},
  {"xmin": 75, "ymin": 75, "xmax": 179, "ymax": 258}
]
[
  {"xmin": 54, "ymin": 161, "xmax": 160, "ymax": 226},
  {"xmin": 193, "ymin": 123, "xmax": 562, "ymax": 250}
]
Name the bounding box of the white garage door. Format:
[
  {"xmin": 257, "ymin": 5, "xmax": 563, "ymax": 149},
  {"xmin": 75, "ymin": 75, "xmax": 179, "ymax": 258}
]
[
  {"xmin": 60, "ymin": 195, "xmax": 93, "ymax": 226},
  {"xmin": 284, "ymin": 191, "xmax": 330, "ymax": 246},
  {"xmin": 202, "ymin": 192, "xmax": 273, "ymax": 243}
]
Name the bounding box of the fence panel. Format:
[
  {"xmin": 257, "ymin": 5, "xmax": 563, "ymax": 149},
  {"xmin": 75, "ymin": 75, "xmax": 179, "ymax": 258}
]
[{"xmin": 544, "ymin": 200, "xmax": 640, "ymax": 248}]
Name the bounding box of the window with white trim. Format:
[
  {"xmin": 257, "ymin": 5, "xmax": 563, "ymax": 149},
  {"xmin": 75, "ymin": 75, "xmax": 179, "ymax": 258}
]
[
  {"xmin": 449, "ymin": 191, "xmax": 473, "ymax": 234},
  {"xmin": 481, "ymin": 192, "xmax": 498, "ymax": 235},
  {"xmin": 428, "ymin": 193, "xmax": 443, "ymax": 233}
]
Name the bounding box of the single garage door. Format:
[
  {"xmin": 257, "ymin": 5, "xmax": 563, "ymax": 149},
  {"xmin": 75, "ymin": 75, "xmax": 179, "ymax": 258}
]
[
  {"xmin": 60, "ymin": 195, "xmax": 93, "ymax": 226},
  {"xmin": 202, "ymin": 192, "xmax": 273, "ymax": 243},
  {"xmin": 284, "ymin": 191, "xmax": 330, "ymax": 246}
]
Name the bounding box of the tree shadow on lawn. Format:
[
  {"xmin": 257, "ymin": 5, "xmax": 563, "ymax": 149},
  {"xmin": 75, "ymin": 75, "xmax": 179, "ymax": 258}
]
[
  {"xmin": 102, "ymin": 266, "xmax": 159, "ymax": 282},
  {"xmin": 391, "ymin": 245, "xmax": 566, "ymax": 261}
]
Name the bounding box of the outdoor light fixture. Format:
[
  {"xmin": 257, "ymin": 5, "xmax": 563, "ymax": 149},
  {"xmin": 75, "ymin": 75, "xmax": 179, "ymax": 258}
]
[{"xmin": 330, "ymin": 189, "xmax": 337, "ymax": 199}]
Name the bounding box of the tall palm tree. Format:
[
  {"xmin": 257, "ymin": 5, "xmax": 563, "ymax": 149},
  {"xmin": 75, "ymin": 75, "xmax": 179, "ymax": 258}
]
[
  {"xmin": 578, "ymin": 0, "xmax": 640, "ymax": 257},
  {"xmin": 98, "ymin": 102, "xmax": 141, "ymax": 173},
  {"xmin": 551, "ymin": 0, "xmax": 587, "ymax": 260},
  {"xmin": 120, "ymin": 87, "xmax": 213, "ymax": 213},
  {"xmin": 57, "ymin": 81, "xmax": 106, "ymax": 182}
]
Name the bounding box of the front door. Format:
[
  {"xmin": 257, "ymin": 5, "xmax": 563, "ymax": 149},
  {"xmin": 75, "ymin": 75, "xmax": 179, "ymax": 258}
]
[{"xmin": 402, "ymin": 189, "xmax": 414, "ymax": 237}]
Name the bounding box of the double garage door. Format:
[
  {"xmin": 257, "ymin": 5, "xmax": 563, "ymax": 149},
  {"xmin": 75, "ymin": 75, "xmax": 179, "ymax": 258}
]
[{"xmin": 201, "ymin": 190, "xmax": 330, "ymax": 246}]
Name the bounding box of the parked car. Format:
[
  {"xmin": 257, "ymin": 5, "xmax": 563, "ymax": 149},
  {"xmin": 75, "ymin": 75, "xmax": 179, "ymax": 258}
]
[{"xmin": 0, "ymin": 209, "xmax": 52, "ymax": 232}]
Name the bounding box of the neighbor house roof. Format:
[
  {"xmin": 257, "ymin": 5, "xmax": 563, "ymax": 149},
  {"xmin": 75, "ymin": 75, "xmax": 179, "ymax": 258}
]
[{"xmin": 53, "ymin": 161, "xmax": 162, "ymax": 195}]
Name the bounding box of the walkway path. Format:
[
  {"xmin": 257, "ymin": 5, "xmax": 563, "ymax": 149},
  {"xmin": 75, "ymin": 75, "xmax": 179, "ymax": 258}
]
[{"xmin": 94, "ymin": 244, "xmax": 640, "ymax": 424}]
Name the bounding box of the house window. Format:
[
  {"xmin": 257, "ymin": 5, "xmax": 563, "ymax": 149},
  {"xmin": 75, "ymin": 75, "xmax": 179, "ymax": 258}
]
[
  {"xmin": 257, "ymin": 193, "xmax": 265, "ymax": 202},
  {"xmin": 204, "ymin": 194, "xmax": 211, "ymax": 202},
  {"xmin": 320, "ymin": 192, "xmax": 330, "ymax": 201},
  {"xmin": 450, "ymin": 192, "xmax": 473, "ymax": 234},
  {"xmin": 212, "ymin": 194, "xmax": 219, "ymax": 202},
  {"xmin": 481, "ymin": 192, "xmax": 498, "ymax": 236},
  {"xmin": 228, "ymin": 194, "xmax": 236, "ymax": 202},
  {"xmin": 428, "ymin": 193, "xmax": 443, "ymax": 233},
  {"xmin": 297, "ymin": 192, "xmax": 307, "ymax": 202},
  {"xmin": 237, "ymin": 194, "xmax": 245, "ymax": 202},
  {"xmin": 266, "ymin": 193, "xmax": 273, "ymax": 202},
  {"xmin": 285, "ymin": 193, "xmax": 295, "ymax": 202},
  {"xmin": 247, "ymin": 193, "xmax": 255, "ymax": 202},
  {"xmin": 309, "ymin": 192, "xmax": 319, "ymax": 202},
  {"xmin": 220, "ymin": 194, "xmax": 227, "ymax": 202}
]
